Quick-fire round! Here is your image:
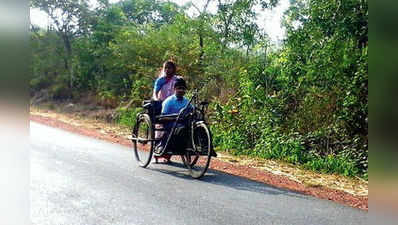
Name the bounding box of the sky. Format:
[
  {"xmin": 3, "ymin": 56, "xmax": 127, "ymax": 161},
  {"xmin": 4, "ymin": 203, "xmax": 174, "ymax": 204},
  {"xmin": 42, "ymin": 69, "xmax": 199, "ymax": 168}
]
[{"xmin": 30, "ymin": 0, "xmax": 289, "ymax": 44}]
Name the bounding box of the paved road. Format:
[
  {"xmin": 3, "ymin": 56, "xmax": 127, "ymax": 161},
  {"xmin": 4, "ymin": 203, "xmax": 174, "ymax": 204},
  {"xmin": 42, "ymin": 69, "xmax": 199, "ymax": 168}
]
[{"xmin": 31, "ymin": 122, "xmax": 367, "ymax": 225}]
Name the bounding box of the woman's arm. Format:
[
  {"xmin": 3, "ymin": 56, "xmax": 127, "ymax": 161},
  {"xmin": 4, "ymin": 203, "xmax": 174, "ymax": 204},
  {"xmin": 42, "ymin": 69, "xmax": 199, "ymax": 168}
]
[
  {"xmin": 153, "ymin": 89, "xmax": 159, "ymax": 100},
  {"xmin": 152, "ymin": 77, "xmax": 165, "ymax": 100}
]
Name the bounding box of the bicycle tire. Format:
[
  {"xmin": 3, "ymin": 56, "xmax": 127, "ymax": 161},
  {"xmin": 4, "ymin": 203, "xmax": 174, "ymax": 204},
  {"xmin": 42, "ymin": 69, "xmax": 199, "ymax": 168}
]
[
  {"xmin": 132, "ymin": 114, "xmax": 154, "ymax": 168},
  {"xmin": 184, "ymin": 122, "xmax": 212, "ymax": 179}
]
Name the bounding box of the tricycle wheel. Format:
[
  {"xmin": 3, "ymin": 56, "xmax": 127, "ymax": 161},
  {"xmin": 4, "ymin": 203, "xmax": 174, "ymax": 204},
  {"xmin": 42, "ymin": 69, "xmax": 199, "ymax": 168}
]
[
  {"xmin": 132, "ymin": 114, "xmax": 154, "ymax": 168},
  {"xmin": 182, "ymin": 122, "xmax": 212, "ymax": 179}
]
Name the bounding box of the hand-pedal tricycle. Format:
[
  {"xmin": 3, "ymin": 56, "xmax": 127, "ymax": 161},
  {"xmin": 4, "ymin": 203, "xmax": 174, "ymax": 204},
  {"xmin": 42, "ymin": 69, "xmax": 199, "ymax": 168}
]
[{"xmin": 130, "ymin": 90, "xmax": 217, "ymax": 179}]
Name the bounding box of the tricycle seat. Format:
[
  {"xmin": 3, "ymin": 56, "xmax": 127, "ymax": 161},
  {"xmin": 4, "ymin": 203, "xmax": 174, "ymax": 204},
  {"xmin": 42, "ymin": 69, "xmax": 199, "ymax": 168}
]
[{"xmin": 142, "ymin": 100, "xmax": 162, "ymax": 116}]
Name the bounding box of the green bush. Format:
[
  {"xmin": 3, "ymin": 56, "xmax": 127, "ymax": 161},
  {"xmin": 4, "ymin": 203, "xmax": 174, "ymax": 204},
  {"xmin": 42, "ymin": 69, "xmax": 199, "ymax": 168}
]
[
  {"xmin": 50, "ymin": 83, "xmax": 72, "ymax": 100},
  {"xmin": 30, "ymin": 76, "xmax": 51, "ymax": 93},
  {"xmin": 115, "ymin": 107, "xmax": 143, "ymax": 128}
]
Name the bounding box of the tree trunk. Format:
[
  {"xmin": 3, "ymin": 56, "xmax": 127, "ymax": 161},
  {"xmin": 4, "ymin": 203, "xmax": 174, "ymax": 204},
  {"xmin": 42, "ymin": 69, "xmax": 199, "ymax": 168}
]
[
  {"xmin": 62, "ymin": 33, "xmax": 73, "ymax": 88},
  {"xmin": 199, "ymin": 32, "xmax": 204, "ymax": 66}
]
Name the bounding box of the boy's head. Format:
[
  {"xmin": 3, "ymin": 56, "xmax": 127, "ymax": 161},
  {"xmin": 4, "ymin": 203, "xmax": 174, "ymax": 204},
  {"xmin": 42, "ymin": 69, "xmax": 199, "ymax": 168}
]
[{"xmin": 174, "ymin": 78, "xmax": 187, "ymax": 98}]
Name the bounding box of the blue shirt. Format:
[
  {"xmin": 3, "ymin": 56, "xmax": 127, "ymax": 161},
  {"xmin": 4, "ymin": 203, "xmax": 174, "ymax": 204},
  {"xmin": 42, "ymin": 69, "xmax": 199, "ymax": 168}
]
[
  {"xmin": 154, "ymin": 76, "xmax": 168, "ymax": 93},
  {"xmin": 161, "ymin": 95, "xmax": 190, "ymax": 115}
]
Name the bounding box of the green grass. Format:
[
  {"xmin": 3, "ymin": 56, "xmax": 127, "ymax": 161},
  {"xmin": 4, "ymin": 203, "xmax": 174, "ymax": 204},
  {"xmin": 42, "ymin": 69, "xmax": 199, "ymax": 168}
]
[{"xmin": 211, "ymin": 126, "xmax": 364, "ymax": 178}]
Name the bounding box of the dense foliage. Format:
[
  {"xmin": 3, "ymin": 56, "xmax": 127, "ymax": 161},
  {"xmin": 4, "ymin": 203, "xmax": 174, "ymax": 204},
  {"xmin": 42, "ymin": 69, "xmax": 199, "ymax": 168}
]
[{"xmin": 30, "ymin": 0, "xmax": 367, "ymax": 178}]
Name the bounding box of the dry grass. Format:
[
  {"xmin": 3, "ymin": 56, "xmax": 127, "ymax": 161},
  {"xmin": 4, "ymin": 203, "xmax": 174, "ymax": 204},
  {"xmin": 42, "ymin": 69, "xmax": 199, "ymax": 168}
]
[{"xmin": 216, "ymin": 152, "xmax": 368, "ymax": 196}]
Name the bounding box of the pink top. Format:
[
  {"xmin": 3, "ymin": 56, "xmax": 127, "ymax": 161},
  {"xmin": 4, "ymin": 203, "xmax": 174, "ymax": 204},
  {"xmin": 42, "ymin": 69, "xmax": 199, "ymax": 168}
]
[{"xmin": 153, "ymin": 75, "xmax": 181, "ymax": 101}]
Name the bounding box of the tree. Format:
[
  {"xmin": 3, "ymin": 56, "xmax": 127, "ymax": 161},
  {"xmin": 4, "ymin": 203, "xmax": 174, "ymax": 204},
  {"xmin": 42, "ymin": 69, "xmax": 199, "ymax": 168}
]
[
  {"xmin": 31, "ymin": 0, "xmax": 92, "ymax": 88},
  {"xmin": 215, "ymin": 0, "xmax": 278, "ymax": 53},
  {"xmin": 189, "ymin": 0, "xmax": 212, "ymax": 70},
  {"xmin": 279, "ymin": 0, "xmax": 368, "ymax": 171},
  {"xmin": 116, "ymin": 0, "xmax": 182, "ymax": 26}
]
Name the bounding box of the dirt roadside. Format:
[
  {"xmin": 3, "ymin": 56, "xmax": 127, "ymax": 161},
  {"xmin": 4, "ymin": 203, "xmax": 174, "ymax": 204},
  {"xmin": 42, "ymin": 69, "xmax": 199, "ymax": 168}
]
[{"xmin": 30, "ymin": 107, "xmax": 368, "ymax": 210}]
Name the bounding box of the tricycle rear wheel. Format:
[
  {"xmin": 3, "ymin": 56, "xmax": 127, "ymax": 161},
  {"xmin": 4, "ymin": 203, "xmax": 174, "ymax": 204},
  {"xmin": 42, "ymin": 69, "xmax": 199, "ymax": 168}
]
[{"xmin": 132, "ymin": 114, "xmax": 154, "ymax": 168}]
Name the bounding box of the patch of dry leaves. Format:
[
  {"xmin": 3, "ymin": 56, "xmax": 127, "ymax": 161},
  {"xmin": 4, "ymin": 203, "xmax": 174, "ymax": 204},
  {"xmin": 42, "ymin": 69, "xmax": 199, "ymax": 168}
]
[{"xmin": 30, "ymin": 106, "xmax": 131, "ymax": 139}]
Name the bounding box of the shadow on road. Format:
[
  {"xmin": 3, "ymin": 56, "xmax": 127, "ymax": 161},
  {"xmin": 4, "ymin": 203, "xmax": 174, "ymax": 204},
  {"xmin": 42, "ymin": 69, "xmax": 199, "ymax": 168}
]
[
  {"xmin": 146, "ymin": 160, "xmax": 193, "ymax": 181},
  {"xmin": 202, "ymin": 169, "xmax": 309, "ymax": 200},
  {"xmin": 146, "ymin": 159, "xmax": 309, "ymax": 200}
]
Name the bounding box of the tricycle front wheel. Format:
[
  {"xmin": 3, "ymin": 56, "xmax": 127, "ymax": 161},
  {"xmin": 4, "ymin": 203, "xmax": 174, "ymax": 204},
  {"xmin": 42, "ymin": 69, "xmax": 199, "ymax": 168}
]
[{"xmin": 182, "ymin": 122, "xmax": 212, "ymax": 179}]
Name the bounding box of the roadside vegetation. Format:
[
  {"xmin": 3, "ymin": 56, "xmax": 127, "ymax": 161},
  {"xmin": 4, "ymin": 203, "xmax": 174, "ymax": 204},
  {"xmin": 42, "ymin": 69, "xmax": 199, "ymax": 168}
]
[{"xmin": 30, "ymin": 0, "xmax": 368, "ymax": 179}]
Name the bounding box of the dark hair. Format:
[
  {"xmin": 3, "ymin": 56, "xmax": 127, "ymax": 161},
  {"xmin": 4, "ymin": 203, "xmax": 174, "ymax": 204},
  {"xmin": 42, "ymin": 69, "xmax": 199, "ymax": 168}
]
[
  {"xmin": 174, "ymin": 77, "xmax": 187, "ymax": 88},
  {"xmin": 164, "ymin": 61, "xmax": 176, "ymax": 71}
]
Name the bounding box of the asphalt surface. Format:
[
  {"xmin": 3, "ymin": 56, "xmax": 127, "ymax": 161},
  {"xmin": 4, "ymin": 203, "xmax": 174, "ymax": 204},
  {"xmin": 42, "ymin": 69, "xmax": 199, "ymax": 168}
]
[{"xmin": 30, "ymin": 121, "xmax": 367, "ymax": 225}]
